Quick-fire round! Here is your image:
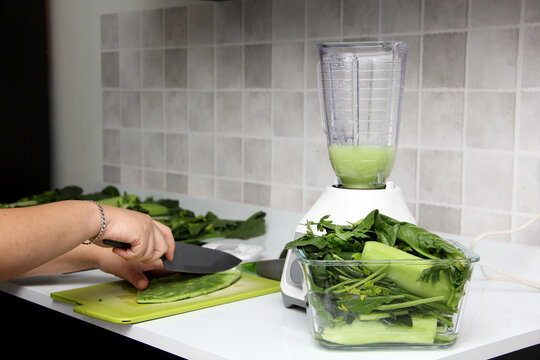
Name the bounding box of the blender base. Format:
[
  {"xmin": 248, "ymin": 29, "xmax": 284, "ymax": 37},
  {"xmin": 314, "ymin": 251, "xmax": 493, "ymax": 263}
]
[
  {"xmin": 297, "ymin": 181, "xmax": 416, "ymax": 233},
  {"xmin": 280, "ymin": 181, "xmax": 416, "ymax": 308}
]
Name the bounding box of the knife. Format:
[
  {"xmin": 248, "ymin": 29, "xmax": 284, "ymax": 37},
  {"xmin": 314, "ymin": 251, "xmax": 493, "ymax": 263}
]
[{"xmin": 103, "ymin": 239, "xmax": 242, "ymax": 274}]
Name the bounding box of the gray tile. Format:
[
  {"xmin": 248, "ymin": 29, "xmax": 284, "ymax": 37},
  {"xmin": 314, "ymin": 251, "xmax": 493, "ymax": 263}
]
[
  {"xmin": 343, "ymin": 0, "xmax": 379, "ymax": 36},
  {"xmin": 216, "ymin": 91, "xmax": 242, "ymax": 134},
  {"xmin": 102, "ymin": 90, "xmax": 121, "ymax": 128},
  {"xmin": 418, "ymin": 204, "xmax": 461, "ymax": 234},
  {"xmin": 103, "ymin": 165, "xmax": 121, "ymax": 184},
  {"xmin": 273, "ymin": 92, "xmax": 303, "ymax": 137},
  {"xmin": 244, "ymin": 91, "xmax": 271, "ymax": 136},
  {"xmin": 274, "ymin": 0, "xmax": 305, "ymax": 40},
  {"xmin": 101, "ymin": 14, "xmax": 118, "ymax": 50},
  {"xmin": 166, "ymin": 173, "xmax": 188, "ymax": 194},
  {"xmin": 188, "ymin": 47, "xmax": 214, "ymax": 89},
  {"xmin": 101, "ymin": 52, "xmax": 119, "ymax": 88},
  {"xmin": 121, "ymin": 167, "xmax": 142, "ymax": 187},
  {"xmin": 397, "ymin": 35, "xmax": 420, "ymax": 89},
  {"xmin": 118, "ymin": 11, "xmax": 139, "ymax": 49},
  {"xmin": 244, "ymin": 138, "xmax": 271, "ymax": 181},
  {"xmin": 464, "ymin": 150, "xmax": 513, "ymax": 210},
  {"xmin": 467, "ymin": 29, "xmax": 518, "ymax": 89},
  {"xmin": 216, "ymin": 0, "xmax": 242, "ymax": 44},
  {"xmin": 515, "ymin": 155, "xmax": 540, "ymax": 213},
  {"xmin": 189, "ymin": 92, "xmax": 214, "ymax": 132},
  {"xmin": 190, "ymin": 133, "xmax": 215, "ymax": 175},
  {"xmin": 273, "ymin": 42, "xmax": 304, "ymax": 89},
  {"xmin": 422, "ymin": 33, "xmax": 466, "ymax": 88},
  {"xmin": 303, "ymin": 140, "xmax": 336, "ymax": 187},
  {"xmin": 141, "ymin": 91, "xmax": 163, "ymax": 129},
  {"xmin": 164, "ymin": 6, "xmax": 187, "ymax": 46},
  {"xmin": 470, "ymin": 0, "xmax": 520, "ymax": 27},
  {"xmin": 421, "ymin": 91, "xmax": 464, "ymax": 148},
  {"xmin": 188, "ymin": 3, "xmax": 214, "ymax": 45},
  {"xmin": 165, "ymin": 49, "xmax": 187, "ymax": 88},
  {"xmin": 120, "ymin": 91, "xmax": 140, "ymax": 128},
  {"xmin": 399, "ymin": 91, "xmax": 418, "ymax": 146},
  {"xmin": 142, "ymin": 50, "xmax": 163, "ymax": 88},
  {"xmin": 306, "ymin": 0, "xmax": 340, "ymax": 38},
  {"xmin": 305, "ymin": 90, "xmax": 325, "ymax": 140},
  {"xmin": 216, "ymin": 46, "xmax": 242, "ymax": 89},
  {"xmin": 119, "ymin": 50, "xmax": 140, "ymax": 88},
  {"xmin": 519, "ymin": 92, "xmax": 540, "ymax": 152},
  {"xmin": 103, "ymin": 129, "xmax": 121, "ymax": 164},
  {"xmin": 245, "ymin": 44, "xmax": 272, "ymax": 88},
  {"xmin": 466, "ymin": 92, "xmax": 515, "ymax": 150},
  {"xmin": 140, "ymin": 9, "xmax": 163, "ymax": 48},
  {"xmin": 424, "ymin": 0, "xmax": 467, "ymax": 31},
  {"xmin": 188, "ymin": 176, "xmax": 215, "ymax": 198},
  {"xmin": 305, "ymin": 39, "xmax": 323, "ymax": 89},
  {"xmin": 244, "ymin": 0, "xmax": 272, "ymax": 42},
  {"xmin": 121, "ymin": 129, "xmax": 141, "ymax": 166},
  {"xmin": 389, "ymin": 148, "xmax": 417, "ymax": 201},
  {"xmin": 419, "ymin": 150, "xmax": 462, "ymax": 205},
  {"xmin": 243, "ymin": 182, "xmax": 271, "ymax": 207},
  {"xmin": 165, "ymin": 133, "xmax": 188, "ymax": 172},
  {"xmin": 512, "ymin": 214, "xmax": 540, "ymax": 245},
  {"xmin": 380, "ymin": 0, "xmax": 421, "ymax": 33},
  {"xmin": 142, "ymin": 132, "xmax": 164, "ymax": 168},
  {"xmin": 271, "ymin": 185, "xmax": 303, "ymax": 212},
  {"xmin": 525, "ymin": 0, "xmax": 540, "ymax": 22},
  {"xmin": 165, "ymin": 91, "xmax": 188, "ymax": 132},
  {"xmin": 216, "ymin": 179, "xmax": 242, "ymax": 202},
  {"xmin": 143, "ymin": 170, "xmax": 165, "ymax": 190},
  {"xmin": 272, "ymin": 138, "xmax": 303, "ymax": 185},
  {"xmin": 522, "ymin": 27, "xmax": 540, "ymax": 88},
  {"xmin": 461, "ymin": 208, "xmax": 511, "ymax": 241},
  {"xmin": 216, "ymin": 136, "xmax": 242, "ymax": 177}
]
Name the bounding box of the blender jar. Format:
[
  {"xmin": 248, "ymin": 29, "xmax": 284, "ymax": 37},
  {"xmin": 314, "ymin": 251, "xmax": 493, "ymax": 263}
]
[{"xmin": 318, "ymin": 41, "xmax": 408, "ymax": 189}]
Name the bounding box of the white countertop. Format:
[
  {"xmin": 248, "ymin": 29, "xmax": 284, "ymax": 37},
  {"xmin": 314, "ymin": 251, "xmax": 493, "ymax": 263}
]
[{"xmin": 2, "ymin": 190, "xmax": 540, "ymax": 359}]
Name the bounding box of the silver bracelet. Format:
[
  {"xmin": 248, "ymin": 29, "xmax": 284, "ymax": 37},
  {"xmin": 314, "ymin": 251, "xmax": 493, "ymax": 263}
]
[{"xmin": 83, "ymin": 200, "xmax": 106, "ymax": 245}]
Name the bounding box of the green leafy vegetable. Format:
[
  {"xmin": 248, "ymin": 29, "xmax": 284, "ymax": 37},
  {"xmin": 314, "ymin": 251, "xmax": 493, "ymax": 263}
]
[
  {"xmin": 137, "ymin": 269, "xmax": 241, "ymax": 304},
  {"xmin": 1, "ymin": 186, "xmax": 266, "ymax": 244},
  {"xmin": 286, "ymin": 209, "xmax": 474, "ymax": 347}
]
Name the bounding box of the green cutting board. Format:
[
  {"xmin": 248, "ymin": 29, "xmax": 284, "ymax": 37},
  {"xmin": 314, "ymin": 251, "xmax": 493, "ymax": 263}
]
[{"xmin": 51, "ymin": 271, "xmax": 280, "ymax": 324}]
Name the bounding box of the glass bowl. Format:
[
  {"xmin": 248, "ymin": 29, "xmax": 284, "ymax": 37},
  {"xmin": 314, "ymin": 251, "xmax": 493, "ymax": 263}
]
[{"xmin": 294, "ymin": 240, "xmax": 479, "ymax": 349}]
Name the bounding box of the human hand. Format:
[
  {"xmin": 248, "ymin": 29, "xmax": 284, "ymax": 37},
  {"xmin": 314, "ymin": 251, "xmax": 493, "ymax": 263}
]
[
  {"xmin": 96, "ymin": 205, "xmax": 175, "ymax": 264},
  {"xmin": 94, "ymin": 246, "xmax": 168, "ymax": 290}
]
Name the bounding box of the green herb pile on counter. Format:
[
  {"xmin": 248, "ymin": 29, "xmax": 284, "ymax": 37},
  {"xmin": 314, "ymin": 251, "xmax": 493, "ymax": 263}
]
[
  {"xmin": 285, "ymin": 209, "xmax": 474, "ymax": 346},
  {"xmin": 1, "ymin": 185, "xmax": 266, "ymax": 244}
]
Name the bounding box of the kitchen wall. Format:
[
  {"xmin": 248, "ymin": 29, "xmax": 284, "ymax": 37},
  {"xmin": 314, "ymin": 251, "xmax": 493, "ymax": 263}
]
[{"xmin": 50, "ymin": 0, "xmax": 540, "ymax": 245}]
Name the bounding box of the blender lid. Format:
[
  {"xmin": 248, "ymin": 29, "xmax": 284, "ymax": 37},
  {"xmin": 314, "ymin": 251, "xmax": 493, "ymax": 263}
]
[{"xmin": 317, "ymin": 41, "xmax": 408, "ymax": 62}]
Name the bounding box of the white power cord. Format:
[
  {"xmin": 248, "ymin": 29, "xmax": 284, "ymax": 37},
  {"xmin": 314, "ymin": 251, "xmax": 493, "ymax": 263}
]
[{"xmin": 470, "ymin": 212, "xmax": 540, "ymax": 290}]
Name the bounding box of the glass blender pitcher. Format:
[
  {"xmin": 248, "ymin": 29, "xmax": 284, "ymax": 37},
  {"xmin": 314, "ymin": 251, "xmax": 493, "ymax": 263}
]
[
  {"xmin": 281, "ymin": 41, "xmax": 414, "ymax": 309},
  {"xmin": 318, "ymin": 41, "xmax": 408, "ymax": 189}
]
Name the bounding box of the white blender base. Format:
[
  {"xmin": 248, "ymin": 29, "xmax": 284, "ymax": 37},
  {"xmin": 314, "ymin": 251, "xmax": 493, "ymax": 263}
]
[{"xmin": 281, "ymin": 181, "xmax": 416, "ymax": 308}]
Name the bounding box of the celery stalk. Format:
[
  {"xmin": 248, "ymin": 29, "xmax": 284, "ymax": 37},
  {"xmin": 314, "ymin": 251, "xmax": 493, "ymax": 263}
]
[
  {"xmin": 321, "ymin": 315, "xmax": 437, "ymax": 345},
  {"xmin": 361, "ymin": 241, "xmax": 453, "ymax": 303}
]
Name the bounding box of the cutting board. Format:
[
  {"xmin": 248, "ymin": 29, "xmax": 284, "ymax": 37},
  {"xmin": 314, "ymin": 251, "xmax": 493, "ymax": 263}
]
[{"xmin": 50, "ymin": 271, "xmax": 280, "ymax": 324}]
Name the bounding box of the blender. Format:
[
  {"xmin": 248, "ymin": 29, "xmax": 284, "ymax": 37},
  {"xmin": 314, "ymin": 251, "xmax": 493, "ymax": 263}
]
[{"xmin": 281, "ymin": 41, "xmax": 416, "ymax": 307}]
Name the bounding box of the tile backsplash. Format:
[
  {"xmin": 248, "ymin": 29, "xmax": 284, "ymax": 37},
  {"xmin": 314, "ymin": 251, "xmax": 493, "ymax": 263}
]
[{"xmin": 100, "ymin": 0, "xmax": 540, "ymax": 245}]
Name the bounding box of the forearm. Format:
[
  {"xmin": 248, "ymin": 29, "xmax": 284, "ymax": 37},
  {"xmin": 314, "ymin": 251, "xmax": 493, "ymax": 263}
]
[
  {"xmin": 0, "ymin": 200, "xmax": 102, "ymax": 281},
  {"xmin": 18, "ymin": 245, "xmax": 101, "ymax": 278}
]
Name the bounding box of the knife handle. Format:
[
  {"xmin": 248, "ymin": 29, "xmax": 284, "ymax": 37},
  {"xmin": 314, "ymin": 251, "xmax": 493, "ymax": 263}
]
[{"xmin": 103, "ymin": 239, "xmax": 131, "ymax": 249}]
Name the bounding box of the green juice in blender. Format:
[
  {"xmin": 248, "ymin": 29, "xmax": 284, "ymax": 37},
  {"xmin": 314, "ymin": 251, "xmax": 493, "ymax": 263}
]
[{"xmin": 328, "ymin": 145, "xmax": 396, "ymax": 189}]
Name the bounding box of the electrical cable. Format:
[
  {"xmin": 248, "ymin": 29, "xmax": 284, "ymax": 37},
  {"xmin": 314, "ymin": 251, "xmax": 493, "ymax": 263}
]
[{"xmin": 470, "ymin": 212, "xmax": 540, "ymax": 290}]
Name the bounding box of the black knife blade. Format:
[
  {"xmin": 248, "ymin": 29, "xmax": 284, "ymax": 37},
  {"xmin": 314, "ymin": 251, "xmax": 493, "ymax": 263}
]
[{"xmin": 103, "ymin": 239, "xmax": 242, "ymax": 274}]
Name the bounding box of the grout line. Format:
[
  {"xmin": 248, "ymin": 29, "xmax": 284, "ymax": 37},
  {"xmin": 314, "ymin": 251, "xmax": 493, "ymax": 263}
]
[
  {"xmin": 510, "ymin": 0, "xmax": 526, "ymax": 241},
  {"xmin": 459, "ymin": 0, "xmax": 473, "ymax": 236},
  {"xmin": 415, "ymin": 0, "xmax": 425, "ymax": 221}
]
